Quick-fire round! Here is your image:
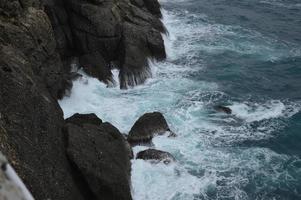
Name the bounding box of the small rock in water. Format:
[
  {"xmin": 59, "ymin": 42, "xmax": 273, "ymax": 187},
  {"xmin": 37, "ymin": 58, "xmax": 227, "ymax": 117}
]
[
  {"xmin": 214, "ymin": 105, "xmax": 232, "ymax": 114},
  {"xmin": 136, "ymin": 149, "xmax": 175, "ymax": 164},
  {"xmin": 127, "ymin": 112, "xmax": 171, "ymax": 145}
]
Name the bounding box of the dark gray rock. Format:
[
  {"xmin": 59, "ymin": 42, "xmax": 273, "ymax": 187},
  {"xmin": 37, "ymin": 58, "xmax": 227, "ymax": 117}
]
[
  {"xmin": 119, "ymin": 22, "xmax": 152, "ymax": 89},
  {"xmin": 143, "ymin": 0, "xmax": 162, "ymax": 18},
  {"xmin": 136, "ymin": 149, "xmax": 175, "ymax": 164},
  {"xmin": 65, "ymin": 113, "xmax": 102, "ymax": 127},
  {"xmin": 127, "ymin": 112, "xmax": 170, "ymax": 144},
  {"xmin": 0, "ymin": 44, "xmax": 85, "ymax": 200},
  {"xmin": 65, "ymin": 122, "xmax": 133, "ymax": 200},
  {"xmin": 45, "ymin": 0, "xmax": 166, "ymax": 88},
  {"xmin": 79, "ymin": 52, "xmax": 114, "ymax": 85},
  {"xmin": 0, "ymin": 5, "xmax": 70, "ymax": 99},
  {"xmin": 214, "ymin": 105, "xmax": 232, "ymax": 114}
]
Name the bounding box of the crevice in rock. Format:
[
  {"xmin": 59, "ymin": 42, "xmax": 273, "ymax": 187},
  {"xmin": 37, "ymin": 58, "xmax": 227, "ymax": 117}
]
[{"xmin": 2, "ymin": 66, "xmax": 13, "ymax": 73}]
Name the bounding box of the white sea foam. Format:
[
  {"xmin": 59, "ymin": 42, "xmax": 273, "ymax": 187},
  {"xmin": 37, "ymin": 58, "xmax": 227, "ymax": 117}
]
[
  {"xmin": 230, "ymin": 100, "xmax": 299, "ymax": 123},
  {"xmin": 260, "ymin": 0, "xmax": 301, "ymax": 8}
]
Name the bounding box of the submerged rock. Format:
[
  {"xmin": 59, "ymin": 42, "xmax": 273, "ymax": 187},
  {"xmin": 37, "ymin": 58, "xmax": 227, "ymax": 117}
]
[
  {"xmin": 65, "ymin": 121, "xmax": 133, "ymax": 200},
  {"xmin": 127, "ymin": 112, "xmax": 171, "ymax": 145},
  {"xmin": 136, "ymin": 149, "xmax": 175, "ymax": 164},
  {"xmin": 214, "ymin": 105, "xmax": 232, "ymax": 114}
]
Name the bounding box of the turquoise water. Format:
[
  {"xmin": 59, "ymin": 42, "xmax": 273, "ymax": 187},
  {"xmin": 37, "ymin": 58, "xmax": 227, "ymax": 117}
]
[{"xmin": 59, "ymin": 0, "xmax": 301, "ymax": 199}]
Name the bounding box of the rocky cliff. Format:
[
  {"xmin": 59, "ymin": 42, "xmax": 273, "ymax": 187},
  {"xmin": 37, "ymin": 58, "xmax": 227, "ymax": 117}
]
[{"xmin": 0, "ymin": 0, "xmax": 165, "ymax": 199}]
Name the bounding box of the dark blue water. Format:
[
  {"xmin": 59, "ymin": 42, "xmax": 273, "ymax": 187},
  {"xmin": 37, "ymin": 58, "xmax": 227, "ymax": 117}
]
[
  {"xmin": 60, "ymin": 0, "xmax": 301, "ymax": 199},
  {"xmin": 159, "ymin": 0, "xmax": 301, "ymax": 199}
]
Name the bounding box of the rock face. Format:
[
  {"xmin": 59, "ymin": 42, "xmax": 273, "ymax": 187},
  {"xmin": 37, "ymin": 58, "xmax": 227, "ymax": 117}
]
[
  {"xmin": 127, "ymin": 112, "xmax": 170, "ymax": 144},
  {"xmin": 0, "ymin": 2, "xmax": 85, "ymax": 199},
  {"xmin": 44, "ymin": 0, "xmax": 166, "ymax": 88},
  {"xmin": 0, "ymin": 0, "xmax": 165, "ymax": 199},
  {"xmin": 65, "ymin": 115, "xmax": 133, "ymax": 200},
  {"xmin": 0, "ymin": 2, "xmax": 71, "ymax": 99},
  {"xmin": 136, "ymin": 149, "xmax": 175, "ymax": 164}
]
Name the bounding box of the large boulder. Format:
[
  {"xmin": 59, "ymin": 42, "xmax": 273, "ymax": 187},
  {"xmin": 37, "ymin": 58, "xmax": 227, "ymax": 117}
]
[
  {"xmin": 65, "ymin": 113, "xmax": 102, "ymax": 127},
  {"xmin": 143, "ymin": 0, "xmax": 162, "ymax": 18},
  {"xmin": 0, "ymin": 4, "xmax": 71, "ymax": 99},
  {"xmin": 127, "ymin": 112, "xmax": 170, "ymax": 144},
  {"xmin": 0, "ymin": 44, "xmax": 85, "ymax": 200},
  {"xmin": 136, "ymin": 149, "xmax": 175, "ymax": 164},
  {"xmin": 65, "ymin": 119, "xmax": 132, "ymax": 200}
]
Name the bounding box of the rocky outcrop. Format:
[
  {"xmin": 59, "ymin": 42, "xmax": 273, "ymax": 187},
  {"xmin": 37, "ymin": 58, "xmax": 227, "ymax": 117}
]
[
  {"xmin": 0, "ymin": 0, "xmax": 165, "ymax": 199},
  {"xmin": 136, "ymin": 149, "xmax": 175, "ymax": 164},
  {"xmin": 65, "ymin": 115, "xmax": 133, "ymax": 200},
  {"xmin": 44, "ymin": 0, "xmax": 166, "ymax": 88},
  {"xmin": 0, "ymin": 3, "xmax": 85, "ymax": 199},
  {"xmin": 127, "ymin": 112, "xmax": 171, "ymax": 144}
]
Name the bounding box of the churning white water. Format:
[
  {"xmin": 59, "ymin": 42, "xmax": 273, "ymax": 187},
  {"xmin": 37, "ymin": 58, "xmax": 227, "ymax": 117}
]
[{"xmin": 59, "ymin": 5, "xmax": 301, "ymax": 200}]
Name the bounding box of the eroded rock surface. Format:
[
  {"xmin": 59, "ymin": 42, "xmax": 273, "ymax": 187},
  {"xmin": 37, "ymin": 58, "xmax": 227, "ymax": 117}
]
[{"xmin": 65, "ymin": 117, "xmax": 133, "ymax": 200}]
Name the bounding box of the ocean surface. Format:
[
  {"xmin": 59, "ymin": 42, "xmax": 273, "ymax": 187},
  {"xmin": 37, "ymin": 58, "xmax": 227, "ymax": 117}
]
[{"xmin": 59, "ymin": 0, "xmax": 301, "ymax": 199}]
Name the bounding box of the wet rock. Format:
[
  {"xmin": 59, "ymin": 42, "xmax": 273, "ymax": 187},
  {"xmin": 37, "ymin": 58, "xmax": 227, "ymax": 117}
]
[
  {"xmin": 44, "ymin": 0, "xmax": 166, "ymax": 88},
  {"xmin": 136, "ymin": 149, "xmax": 175, "ymax": 164},
  {"xmin": 127, "ymin": 112, "xmax": 170, "ymax": 145},
  {"xmin": 65, "ymin": 113, "xmax": 102, "ymax": 127},
  {"xmin": 65, "ymin": 122, "xmax": 133, "ymax": 200},
  {"xmin": 143, "ymin": 0, "xmax": 162, "ymax": 18},
  {"xmin": 0, "ymin": 5, "xmax": 70, "ymax": 99},
  {"xmin": 68, "ymin": 72, "xmax": 83, "ymax": 81},
  {"xmin": 79, "ymin": 52, "xmax": 114, "ymax": 85},
  {"xmin": 214, "ymin": 105, "xmax": 232, "ymax": 114},
  {"xmin": 0, "ymin": 4, "xmax": 85, "ymax": 199}
]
